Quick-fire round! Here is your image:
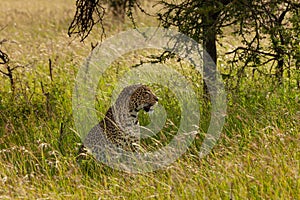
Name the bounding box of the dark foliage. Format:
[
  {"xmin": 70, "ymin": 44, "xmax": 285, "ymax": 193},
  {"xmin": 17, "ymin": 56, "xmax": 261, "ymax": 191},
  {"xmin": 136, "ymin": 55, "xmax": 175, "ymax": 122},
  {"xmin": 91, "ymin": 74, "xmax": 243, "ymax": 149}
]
[
  {"xmin": 68, "ymin": 0, "xmax": 106, "ymax": 41},
  {"xmin": 68, "ymin": 0, "xmax": 300, "ymax": 88}
]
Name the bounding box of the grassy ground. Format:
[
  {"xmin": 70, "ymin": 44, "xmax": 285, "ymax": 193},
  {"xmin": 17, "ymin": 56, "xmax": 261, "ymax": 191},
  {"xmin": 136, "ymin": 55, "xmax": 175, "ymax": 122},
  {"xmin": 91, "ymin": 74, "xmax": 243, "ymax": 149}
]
[{"xmin": 0, "ymin": 0, "xmax": 299, "ymax": 199}]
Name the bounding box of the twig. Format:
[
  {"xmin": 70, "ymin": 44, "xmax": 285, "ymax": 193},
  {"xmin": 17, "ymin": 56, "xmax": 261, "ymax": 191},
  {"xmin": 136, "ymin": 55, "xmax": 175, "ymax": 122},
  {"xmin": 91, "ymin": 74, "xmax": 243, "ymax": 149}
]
[
  {"xmin": 49, "ymin": 58, "xmax": 53, "ymax": 82},
  {"xmin": 226, "ymin": 46, "xmax": 277, "ymax": 57}
]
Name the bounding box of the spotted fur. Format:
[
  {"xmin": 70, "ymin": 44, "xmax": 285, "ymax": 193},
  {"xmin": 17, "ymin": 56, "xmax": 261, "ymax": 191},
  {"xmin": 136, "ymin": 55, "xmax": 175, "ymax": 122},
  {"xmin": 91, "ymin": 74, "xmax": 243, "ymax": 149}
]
[{"xmin": 82, "ymin": 84, "xmax": 158, "ymax": 157}]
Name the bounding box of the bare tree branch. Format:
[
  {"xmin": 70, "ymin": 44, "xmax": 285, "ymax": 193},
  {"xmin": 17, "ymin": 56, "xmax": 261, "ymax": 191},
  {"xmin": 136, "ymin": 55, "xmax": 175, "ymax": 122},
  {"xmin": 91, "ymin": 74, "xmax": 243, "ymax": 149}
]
[{"xmin": 68, "ymin": 0, "xmax": 106, "ymax": 42}]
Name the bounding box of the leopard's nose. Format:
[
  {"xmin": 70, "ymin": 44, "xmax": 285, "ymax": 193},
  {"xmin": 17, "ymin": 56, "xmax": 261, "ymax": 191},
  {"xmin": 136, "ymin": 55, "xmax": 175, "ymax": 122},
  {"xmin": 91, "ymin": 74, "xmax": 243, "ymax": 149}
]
[{"xmin": 154, "ymin": 96, "xmax": 159, "ymax": 102}]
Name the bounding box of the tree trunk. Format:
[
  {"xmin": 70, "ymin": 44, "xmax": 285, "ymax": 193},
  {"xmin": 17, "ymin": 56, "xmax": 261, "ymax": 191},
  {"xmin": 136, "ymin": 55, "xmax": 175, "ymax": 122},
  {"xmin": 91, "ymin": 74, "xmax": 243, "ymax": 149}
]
[
  {"xmin": 202, "ymin": 11, "xmax": 218, "ymax": 102},
  {"xmin": 276, "ymin": 59, "xmax": 284, "ymax": 85}
]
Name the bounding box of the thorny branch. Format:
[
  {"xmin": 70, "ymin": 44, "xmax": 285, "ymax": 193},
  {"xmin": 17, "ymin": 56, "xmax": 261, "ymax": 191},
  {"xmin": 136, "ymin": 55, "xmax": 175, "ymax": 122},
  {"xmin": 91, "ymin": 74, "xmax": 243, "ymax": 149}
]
[
  {"xmin": 68, "ymin": 0, "xmax": 106, "ymax": 42},
  {"xmin": 68, "ymin": 0, "xmax": 148, "ymax": 42},
  {"xmin": 0, "ymin": 49, "xmax": 9, "ymax": 64}
]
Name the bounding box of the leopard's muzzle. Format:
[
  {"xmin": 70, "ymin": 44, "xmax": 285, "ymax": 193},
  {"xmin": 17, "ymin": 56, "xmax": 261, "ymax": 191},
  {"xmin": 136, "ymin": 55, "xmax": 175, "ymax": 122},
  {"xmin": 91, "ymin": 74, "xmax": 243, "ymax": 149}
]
[{"xmin": 143, "ymin": 95, "xmax": 158, "ymax": 113}]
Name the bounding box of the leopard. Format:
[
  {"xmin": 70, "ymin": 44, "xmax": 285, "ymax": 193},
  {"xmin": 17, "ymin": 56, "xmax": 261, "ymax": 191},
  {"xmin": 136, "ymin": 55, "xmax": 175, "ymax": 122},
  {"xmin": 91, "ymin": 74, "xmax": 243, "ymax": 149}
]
[{"xmin": 79, "ymin": 84, "xmax": 158, "ymax": 161}]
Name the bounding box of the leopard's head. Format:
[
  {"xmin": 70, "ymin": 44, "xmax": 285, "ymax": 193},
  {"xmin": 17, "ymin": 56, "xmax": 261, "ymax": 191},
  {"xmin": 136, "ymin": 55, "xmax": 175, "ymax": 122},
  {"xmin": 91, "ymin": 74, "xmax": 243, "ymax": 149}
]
[{"xmin": 129, "ymin": 85, "xmax": 158, "ymax": 113}]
